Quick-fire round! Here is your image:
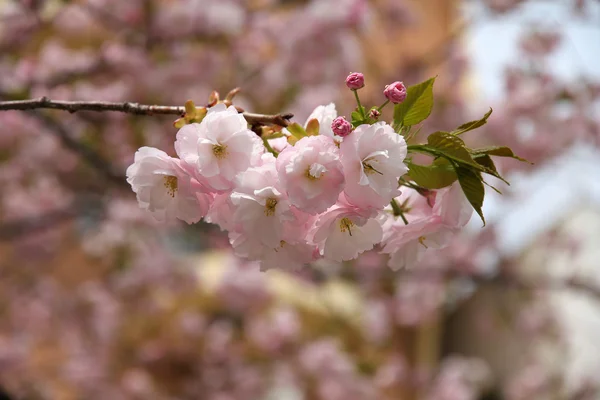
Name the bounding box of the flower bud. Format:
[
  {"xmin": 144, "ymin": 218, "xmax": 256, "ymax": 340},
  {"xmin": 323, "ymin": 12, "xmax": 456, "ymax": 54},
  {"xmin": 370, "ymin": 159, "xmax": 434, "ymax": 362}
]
[
  {"xmin": 345, "ymin": 72, "xmax": 365, "ymax": 90},
  {"xmin": 369, "ymin": 109, "xmax": 381, "ymax": 120},
  {"xmin": 384, "ymin": 81, "xmax": 407, "ymax": 104},
  {"xmin": 331, "ymin": 116, "xmax": 352, "ymax": 137}
]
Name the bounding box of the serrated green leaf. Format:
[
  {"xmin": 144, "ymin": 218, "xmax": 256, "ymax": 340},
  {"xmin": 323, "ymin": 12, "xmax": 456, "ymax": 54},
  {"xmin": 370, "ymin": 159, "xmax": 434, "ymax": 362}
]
[
  {"xmin": 410, "ymin": 135, "xmax": 509, "ymax": 185},
  {"xmin": 471, "ymin": 146, "xmax": 530, "ymax": 163},
  {"xmin": 452, "ymin": 108, "xmax": 493, "ymax": 135},
  {"xmin": 305, "ymin": 118, "xmax": 320, "ymax": 136},
  {"xmin": 406, "ymin": 159, "xmax": 457, "ymax": 189},
  {"xmin": 455, "ymin": 165, "xmax": 486, "ymax": 226},
  {"xmin": 473, "ymin": 154, "xmax": 497, "ymax": 173},
  {"xmin": 472, "ymin": 153, "xmax": 510, "ymax": 185},
  {"xmin": 427, "ymin": 131, "xmax": 477, "ymax": 166},
  {"xmin": 393, "ymin": 77, "xmax": 436, "ymax": 127}
]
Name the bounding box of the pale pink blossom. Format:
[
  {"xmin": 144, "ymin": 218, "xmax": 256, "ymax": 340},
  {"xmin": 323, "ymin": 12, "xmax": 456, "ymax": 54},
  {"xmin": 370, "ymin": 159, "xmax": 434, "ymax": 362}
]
[
  {"xmin": 340, "ymin": 122, "xmax": 407, "ymax": 208},
  {"xmin": 229, "ymin": 162, "xmax": 295, "ymax": 249},
  {"xmin": 311, "ymin": 203, "xmax": 382, "ymax": 262},
  {"xmin": 126, "ymin": 147, "xmax": 211, "ymax": 224},
  {"xmin": 381, "ymin": 183, "xmax": 472, "ymax": 270},
  {"xmin": 305, "ymin": 103, "xmax": 338, "ymax": 137},
  {"xmin": 276, "ymin": 135, "xmax": 345, "ymax": 214},
  {"xmin": 174, "ymin": 103, "xmax": 263, "ymax": 191}
]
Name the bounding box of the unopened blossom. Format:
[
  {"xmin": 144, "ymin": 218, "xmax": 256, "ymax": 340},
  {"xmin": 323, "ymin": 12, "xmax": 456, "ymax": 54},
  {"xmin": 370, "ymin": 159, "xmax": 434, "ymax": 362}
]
[
  {"xmin": 126, "ymin": 147, "xmax": 211, "ymax": 224},
  {"xmin": 311, "ymin": 203, "xmax": 382, "ymax": 262},
  {"xmin": 276, "ymin": 135, "xmax": 345, "ymax": 214},
  {"xmin": 331, "ymin": 116, "xmax": 353, "ymax": 137},
  {"xmin": 229, "ymin": 162, "xmax": 295, "ymax": 249},
  {"xmin": 305, "ymin": 103, "xmax": 338, "ymax": 137},
  {"xmin": 345, "ymin": 72, "xmax": 365, "ymax": 90},
  {"xmin": 340, "ymin": 122, "xmax": 408, "ymax": 208},
  {"xmin": 384, "ymin": 81, "xmax": 407, "ymax": 104},
  {"xmin": 174, "ymin": 103, "xmax": 263, "ymax": 191}
]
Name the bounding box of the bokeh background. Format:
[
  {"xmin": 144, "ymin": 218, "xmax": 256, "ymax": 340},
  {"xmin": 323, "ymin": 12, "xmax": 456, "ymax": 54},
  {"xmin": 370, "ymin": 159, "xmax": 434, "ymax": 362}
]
[{"xmin": 1, "ymin": 0, "xmax": 600, "ymax": 399}]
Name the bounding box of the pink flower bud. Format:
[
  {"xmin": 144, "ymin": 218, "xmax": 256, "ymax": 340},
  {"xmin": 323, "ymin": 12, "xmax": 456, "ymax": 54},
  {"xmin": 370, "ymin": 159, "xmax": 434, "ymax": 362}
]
[
  {"xmin": 331, "ymin": 116, "xmax": 353, "ymax": 137},
  {"xmin": 369, "ymin": 109, "xmax": 381, "ymax": 120},
  {"xmin": 384, "ymin": 81, "xmax": 407, "ymax": 104},
  {"xmin": 345, "ymin": 72, "xmax": 365, "ymax": 90}
]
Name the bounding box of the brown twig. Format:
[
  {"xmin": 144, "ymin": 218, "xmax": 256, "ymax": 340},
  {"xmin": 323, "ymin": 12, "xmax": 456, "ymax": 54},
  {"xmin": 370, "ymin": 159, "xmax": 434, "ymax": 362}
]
[{"xmin": 0, "ymin": 98, "xmax": 294, "ymax": 127}]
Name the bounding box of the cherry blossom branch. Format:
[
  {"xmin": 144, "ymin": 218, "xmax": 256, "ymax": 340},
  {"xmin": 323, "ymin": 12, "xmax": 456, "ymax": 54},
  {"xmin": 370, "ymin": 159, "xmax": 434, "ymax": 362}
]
[{"xmin": 0, "ymin": 98, "xmax": 294, "ymax": 127}]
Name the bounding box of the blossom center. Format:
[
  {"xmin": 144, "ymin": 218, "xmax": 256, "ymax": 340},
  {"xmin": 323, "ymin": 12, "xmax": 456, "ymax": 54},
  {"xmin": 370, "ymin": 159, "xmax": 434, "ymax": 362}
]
[
  {"xmin": 212, "ymin": 144, "xmax": 228, "ymax": 160},
  {"xmin": 264, "ymin": 197, "xmax": 278, "ymax": 216},
  {"xmin": 163, "ymin": 176, "xmax": 178, "ymax": 197},
  {"xmin": 418, "ymin": 236, "xmax": 428, "ymax": 249},
  {"xmin": 362, "ymin": 158, "xmax": 383, "ymax": 176},
  {"xmin": 339, "ymin": 217, "xmax": 355, "ymax": 236},
  {"xmin": 305, "ymin": 163, "xmax": 327, "ymax": 181}
]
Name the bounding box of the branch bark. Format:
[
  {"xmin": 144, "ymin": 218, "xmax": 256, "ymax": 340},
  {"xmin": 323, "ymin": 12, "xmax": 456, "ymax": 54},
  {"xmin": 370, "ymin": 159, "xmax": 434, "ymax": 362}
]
[{"xmin": 0, "ymin": 97, "xmax": 294, "ymax": 127}]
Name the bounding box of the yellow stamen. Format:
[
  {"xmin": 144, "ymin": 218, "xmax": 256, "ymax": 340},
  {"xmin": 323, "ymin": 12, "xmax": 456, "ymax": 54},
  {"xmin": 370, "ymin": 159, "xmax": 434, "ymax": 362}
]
[
  {"xmin": 264, "ymin": 197, "xmax": 278, "ymax": 216},
  {"xmin": 339, "ymin": 217, "xmax": 355, "ymax": 236},
  {"xmin": 418, "ymin": 236, "xmax": 428, "ymax": 249},
  {"xmin": 362, "ymin": 160, "xmax": 383, "ymax": 175},
  {"xmin": 163, "ymin": 176, "xmax": 178, "ymax": 197},
  {"xmin": 212, "ymin": 144, "xmax": 228, "ymax": 159}
]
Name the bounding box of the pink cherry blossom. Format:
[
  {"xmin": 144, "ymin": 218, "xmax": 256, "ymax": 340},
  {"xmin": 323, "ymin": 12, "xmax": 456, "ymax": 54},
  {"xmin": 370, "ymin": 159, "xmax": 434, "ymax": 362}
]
[
  {"xmin": 126, "ymin": 146, "xmax": 211, "ymax": 224},
  {"xmin": 381, "ymin": 183, "xmax": 472, "ymax": 270},
  {"xmin": 229, "ymin": 162, "xmax": 295, "ymax": 249},
  {"xmin": 311, "ymin": 203, "xmax": 383, "ymax": 262},
  {"xmin": 340, "ymin": 122, "xmax": 408, "ymax": 209},
  {"xmin": 174, "ymin": 103, "xmax": 263, "ymax": 191},
  {"xmin": 276, "ymin": 135, "xmax": 345, "ymax": 214}
]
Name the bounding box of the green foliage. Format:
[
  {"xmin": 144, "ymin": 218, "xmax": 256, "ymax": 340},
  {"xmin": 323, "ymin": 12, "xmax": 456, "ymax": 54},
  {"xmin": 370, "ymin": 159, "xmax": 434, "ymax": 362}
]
[
  {"xmin": 452, "ymin": 108, "xmax": 493, "ymax": 135},
  {"xmin": 173, "ymin": 100, "xmax": 207, "ymax": 128},
  {"xmin": 471, "ymin": 146, "xmax": 530, "ymax": 163},
  {"xmin": 393, "ymin": 77, "xmax": 436, "ymax": 128},
  {"xmin": 286, "ymin": 122, "xmax": 307, "ymax": 145},
  {"xmin": 454, "ymin": 165, "xmax": 486, "ymax": 225},
  {"xmin": 406, "ymin": 158, "xmax": 457, "ymax": 189},
  {"xmin": 403, "ymin": 105, "xmax": 529, "ymax": 224}
]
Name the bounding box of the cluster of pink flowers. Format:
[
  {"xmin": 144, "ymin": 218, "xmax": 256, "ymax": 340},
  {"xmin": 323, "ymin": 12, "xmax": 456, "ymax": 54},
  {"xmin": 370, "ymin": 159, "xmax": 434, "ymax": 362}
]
[{"xmin": 127, "ymin": 75, "xmax": 473, "ymax": 271}]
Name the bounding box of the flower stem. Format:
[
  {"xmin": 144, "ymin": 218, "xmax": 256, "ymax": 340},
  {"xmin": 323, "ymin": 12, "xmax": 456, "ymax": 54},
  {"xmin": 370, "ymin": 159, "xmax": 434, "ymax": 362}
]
[
  {"xmin": 353, "ymin": 90, "xmax": 366, "ymax": 119},
  {"xmin": 262, "ymin": 137, "xmax": 279, "ymax": 157},
  {"xmin": 377, "ymin": 99, "xmax": 390, "ymax": 112},
  {"xmin": 390, "ymin": 199, "xmax": 408, "ymax": 225}
]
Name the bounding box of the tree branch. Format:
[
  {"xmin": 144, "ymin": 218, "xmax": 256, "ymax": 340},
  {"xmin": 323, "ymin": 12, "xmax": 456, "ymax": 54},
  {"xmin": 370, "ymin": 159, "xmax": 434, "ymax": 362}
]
[{"xmin": 0, "ymin": 98, "xmax": 294, "ymax": 127}]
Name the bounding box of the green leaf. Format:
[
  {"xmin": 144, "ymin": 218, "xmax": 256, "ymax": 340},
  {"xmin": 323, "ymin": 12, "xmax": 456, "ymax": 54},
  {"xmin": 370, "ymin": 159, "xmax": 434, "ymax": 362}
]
[
  {"xmin": 305, "ymin": 118, "xmax": 320, "ymax": 136},
  {"xmin": 455, "ymin": 165, "xmax": 486, "ymax": 226},
  {"xmin": 452, "ymin": 108, "xmax": 493, "ymax": 135},
  {"xmin": 471, "ymin": 146, "xmax": 530, "ymax": 163},
  {"xmin": 393, "ymin": 77, "xmax": 436, "ymax": 127},
  {"xmin": 427, "ymin": 131, "xmax": 478, "ymax": 167},
  {"xmin": 406, "ymin": 158, "xmax": 457, "ymax": 189},
  {"xmin": 287, "ymin": 122, "xmax": 307, "ymax": 140},
  {"xmin": 351, "ymin": 109, "xmax": 366, "ymax": 127},
  {"xmin": 473, "ymin": 154, "xmax": 497, "ymax": 173}
]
